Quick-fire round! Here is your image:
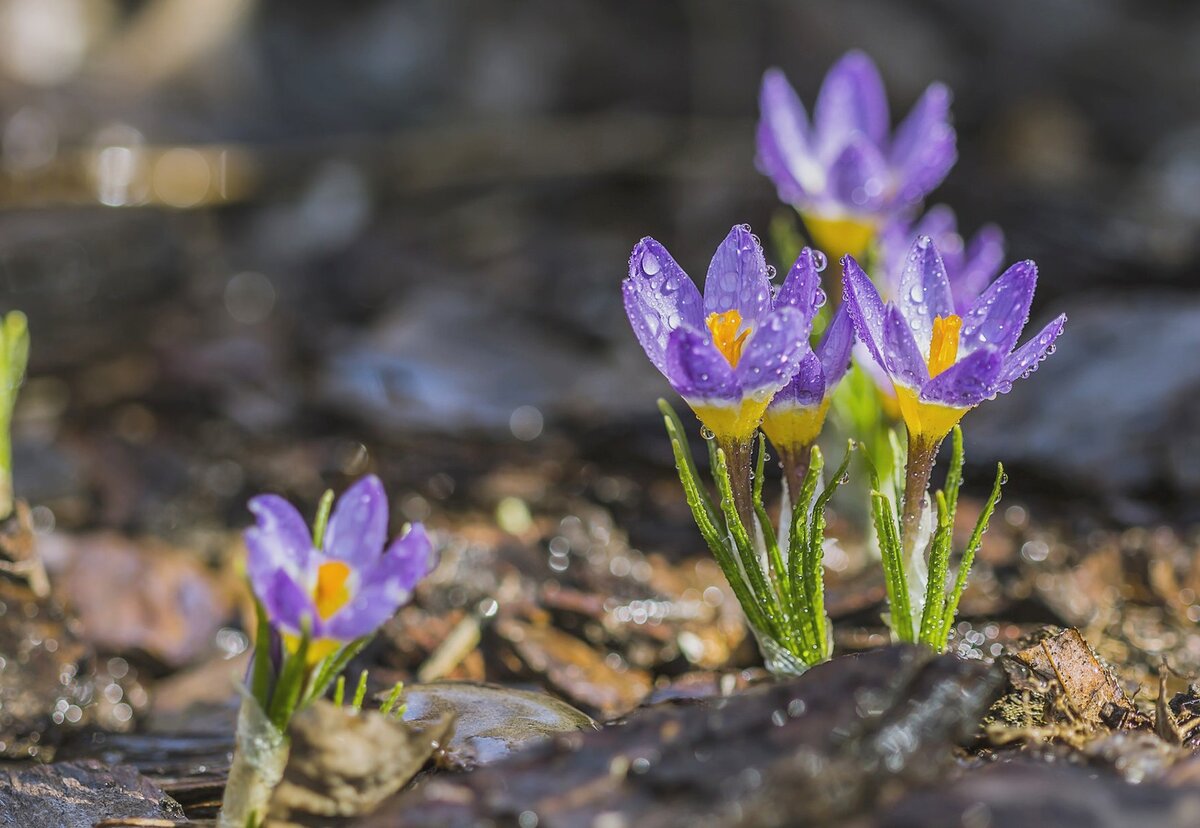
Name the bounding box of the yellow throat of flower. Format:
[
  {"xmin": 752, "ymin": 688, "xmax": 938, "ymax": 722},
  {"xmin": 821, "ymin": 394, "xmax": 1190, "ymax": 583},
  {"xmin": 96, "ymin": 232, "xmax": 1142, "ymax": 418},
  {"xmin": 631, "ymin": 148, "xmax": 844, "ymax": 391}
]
[
  {"xmin": 802, "ymin": 213, "xmax": 877, "ymax": 261},
  {"xmin": 706, "ymin": 310, "xmax": 750, "ymax": 368},
  {"xmin": 895, "ymin": 313, "xmax": 967, "ymax": 442},
  {"xmin": 761, "ymin": 397, "xmax": 832, "ymax": 451},
  {"xmin": 314, "ymin": 560, "xmax": 352, "ymax": 621}
]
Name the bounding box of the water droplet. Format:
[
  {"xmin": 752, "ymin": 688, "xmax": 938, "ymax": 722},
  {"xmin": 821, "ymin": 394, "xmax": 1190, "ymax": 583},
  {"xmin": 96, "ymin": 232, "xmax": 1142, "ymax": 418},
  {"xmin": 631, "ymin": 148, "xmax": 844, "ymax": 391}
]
[
  {"xmin": 700, "ymin": 426, "xmax": 715, "ymax": 440},
  {"xmin": 811, "ymin": 250, "xmax": 828, "ymax": 271},
  {"xmin": 813, "ymin": 289, "xmax": 827, "ymax": 309},
  {"xmin": 641, "ymin": 250, "xmax": 661, "ymax": 276},
  {"xmin": 908, "ymin": 285, "xmax": 925, "ymax": 303}
]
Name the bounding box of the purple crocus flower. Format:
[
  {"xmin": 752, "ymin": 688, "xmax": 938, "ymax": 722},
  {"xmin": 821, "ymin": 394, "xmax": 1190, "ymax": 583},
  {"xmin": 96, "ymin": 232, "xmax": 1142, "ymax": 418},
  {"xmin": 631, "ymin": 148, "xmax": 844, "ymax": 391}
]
[
  {"xmin": 859, "ymin": 206, "xmax": 1006, "ymax": 412},
  {"xmin": 843, "ymin": 236, "xmax": 1065, "ymax": 446},
  {"xmin": 760, "ymin": 248, "xmax": 854, "ymax": 486},
  {"xmin": 624, "ymin": 224, "xmax": 812, "ymax": 444},
  {"xmin": 245, "ymin": 475, "xmax": 435, "ymax": 662},
  {"xmin": 757, "ymin": 51, "xmax": 956, "ymax": 261}
]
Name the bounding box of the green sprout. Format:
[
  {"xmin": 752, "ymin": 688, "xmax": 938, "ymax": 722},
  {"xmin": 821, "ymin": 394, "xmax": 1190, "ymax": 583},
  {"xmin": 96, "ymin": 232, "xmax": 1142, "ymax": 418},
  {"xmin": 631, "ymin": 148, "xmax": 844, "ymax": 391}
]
[
  {"xmin": 870, "ymin": 425, "xmax": 1004, "ymax": 651},
  {"xmin": 0, "ymin": 311, "xmax": 29, "ymax": 521},
  {"xmin": 660, "ymin": 399, "xmax": 853, "ymax": 674}
]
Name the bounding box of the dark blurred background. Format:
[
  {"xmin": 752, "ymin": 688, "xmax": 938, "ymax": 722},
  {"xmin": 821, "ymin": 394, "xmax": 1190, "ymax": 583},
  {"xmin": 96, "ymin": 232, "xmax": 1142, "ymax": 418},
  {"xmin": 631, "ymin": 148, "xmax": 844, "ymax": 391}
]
[{"xmin": 4, "ymin": 0, "xmax": 1200, "ymax": 536}]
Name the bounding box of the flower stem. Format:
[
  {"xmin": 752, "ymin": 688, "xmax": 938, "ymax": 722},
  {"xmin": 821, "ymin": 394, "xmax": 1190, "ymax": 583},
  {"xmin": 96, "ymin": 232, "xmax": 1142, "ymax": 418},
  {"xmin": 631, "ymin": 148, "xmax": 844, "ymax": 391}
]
[
  {"xmin": 778, "ymin": 444, "xmax": 812, "ymax": 507},
  {"xmin": 900, "ymin": 434, "xmax": 940, "ymax": 564},
  {"xmin": 718, "ymin": 436, "xmax": 754, "ymax": 530}
]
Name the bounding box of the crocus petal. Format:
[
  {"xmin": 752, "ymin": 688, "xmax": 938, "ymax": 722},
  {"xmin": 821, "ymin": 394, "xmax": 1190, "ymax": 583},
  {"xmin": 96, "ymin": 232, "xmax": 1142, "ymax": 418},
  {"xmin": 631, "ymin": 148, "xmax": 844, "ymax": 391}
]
[
  {"xmin": 920, "ymin": 347, "xmax": 1004, "ymax": 408},
  {"xmin": 774, "ymin": 351, "xmax": 827, "ymax": 408},
  {"xmin": 852, "ymin": 341, "xmax": 894, "ymax": 398},
  {"xmin": 999, "ymin": 314, "xmax": 1066, "ymax": 387},
  {"xmin": 259, "ymin": 568, "xmax": 316, "ymax": 636},
  {"xmin": 955, "ymin": 224, "xmax": 1006, "ymax": 312},
  {"xmin": 623, "ymin": 238, "xmax": 705, "ymax": 377},
  {"xmin": 841, "ymin": 254, "xmax": 888, "ymax": 371},
  {"xmin": 888, "ymin": 82, "xmax": 956, "ymax": 206},
  {"xmin": 703, "ymin": 225, "xmax": 772, "ymax": 327},
  {"xmin": 960, "ymin": 260, "xmax": 1037, "ymax": 357},
  {"xmin": 247, "ymin": 495, "xmax": 311, "ymax": 562},
  {"xmin": 883, "ymin": 304, "xmax": 928, "ymax": 388},
  {"xmin": 775, "ymin": 247, "xmax": 825, "ymax": 321},
  {"xmin": 911, "ymin": 203, "xmax": 958, "ymax": 245},
  {"xmin": 817, "ymin": 303, "xmax": 855, "ymax": 390},
  {"xmin": 664, "ymin": 326, "xmax": 740, "ymax": 401},
  {"xmin": 826, "ymin": 138, "xmax": 888, "ymax": 214},
  {"xmin": 322, "ymin": 528, "xmax": 432, "ymax": 640},
  {"xmin": 896, "ymin": 236, "xmax": 955, "ymax": 353},
  {"xmin": 756, "ymin": 69, "xmax": 818, "ymax": 202},
  {"xmin": 246, "ymin": 494, "xmax": 312, "ymax": 594},
  {"xmin": 322, "ymin": 577, "xmax": 411, "ymax": 641},
  {"xmin": 734, "ymin": 306, "xmax": 811, "ymax": 395},
  {"xmin": 814, "ymin": 51, "xmax": 889, "ymax": 157},
  {"xmin": 323, "ymin": 475, "xmax": 389, "ymax": 567},
  {"xmin": 380, "ymin": 523, "xmax": 436, "ymax": 594}
]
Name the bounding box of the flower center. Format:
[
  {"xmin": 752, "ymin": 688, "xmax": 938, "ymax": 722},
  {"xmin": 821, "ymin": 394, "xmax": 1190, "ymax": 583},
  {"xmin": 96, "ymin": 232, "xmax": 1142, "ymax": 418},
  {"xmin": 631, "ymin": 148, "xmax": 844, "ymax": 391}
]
[
  {"xmin": 314, "ymin": 560, "xmax": 352, "ymax": 620},
  {"xmin": 927, "ymin": 314, "xmax": 962, "ymax": 378},
  {"xmin": 706, "ymin": 310, "xmax": 750, "ymax": 368}
]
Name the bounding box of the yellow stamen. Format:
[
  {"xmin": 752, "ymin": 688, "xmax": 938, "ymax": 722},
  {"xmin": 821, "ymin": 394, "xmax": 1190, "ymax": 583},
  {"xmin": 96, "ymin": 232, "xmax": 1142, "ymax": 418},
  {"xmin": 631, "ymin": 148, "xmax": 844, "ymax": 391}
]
[
  {"xmin": 891, "ymin": 314, "xmax": 968, "ymax": 442},
  {"xmin": 927, "ymin": 315, "xmax": 962, "ymax": 378},
  {"xmin": 706, "ymin": 310, "xmax": 750, "ymax": 368},
  {"xmin": 314, "ymin": 561, "xmax": 352, "ymax": 621}
]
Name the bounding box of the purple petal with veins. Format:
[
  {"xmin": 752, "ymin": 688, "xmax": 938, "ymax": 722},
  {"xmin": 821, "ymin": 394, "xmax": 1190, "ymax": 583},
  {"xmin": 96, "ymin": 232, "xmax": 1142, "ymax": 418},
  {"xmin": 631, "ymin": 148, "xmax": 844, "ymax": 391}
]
[
  {"xmin": 323, "ymin": 474, "xmax": 387, "ymax": 567},
  {"xmin": 960, "ymin": 260, "xmax": 1037, "ymax": 357},
  {"xmin": 703, "ymin": 225, "xmax": 772, "ymax": 328},
  {"xmin": 623, "ymin": 238, "xmax": 706, "ymax": 378}
]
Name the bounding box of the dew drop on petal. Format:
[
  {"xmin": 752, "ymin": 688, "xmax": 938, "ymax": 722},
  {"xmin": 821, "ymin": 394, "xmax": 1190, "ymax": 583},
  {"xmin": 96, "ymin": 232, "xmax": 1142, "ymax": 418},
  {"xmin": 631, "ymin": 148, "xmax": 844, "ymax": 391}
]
[
  {"xmin": 812, "ymin": 250, "xmax": 828, "ymax": 271},
  {"xmin": 641, "ymin": 251, "xmax": 661, "ymax": 276}
]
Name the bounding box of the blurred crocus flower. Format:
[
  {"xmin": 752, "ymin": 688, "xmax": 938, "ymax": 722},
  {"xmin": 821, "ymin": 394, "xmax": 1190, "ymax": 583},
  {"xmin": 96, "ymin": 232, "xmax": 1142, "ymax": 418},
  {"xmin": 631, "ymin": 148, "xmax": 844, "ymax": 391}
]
[
  {"xmin": 245, "ymin": 475, "xmax": 434, "ymax": 663},
  {"xmin": 623, "ymin": 224, "xmax": 812, "ymax": 445},
  {"xmin": 757, "ymin": 51, "xmax": 956, "ymax": 261},
  {"xmin": 760, "ymin": 249, "xmax": 854, "ymax": 491},
  {"xmin": 879, "ymin": 205, "xmax": 1005, "ymax": 311},
  {"xmin": 843, "ymin": 236, "xmax": 1065, "ymax": 447}
]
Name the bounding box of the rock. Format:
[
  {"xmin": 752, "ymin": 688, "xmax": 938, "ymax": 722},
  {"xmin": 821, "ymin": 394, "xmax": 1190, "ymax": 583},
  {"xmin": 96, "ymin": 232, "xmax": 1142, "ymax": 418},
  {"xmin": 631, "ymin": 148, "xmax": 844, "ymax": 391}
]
[
  {"xmin": 0, "ymin": 759, "xmax": 183, "ymax": 828},
  {"xmin": 58, "ymin": 728, "xmax": 233, "ymax": 822},
  {"xmin": 364, "ymin": 647, "xmax": 1004, "ymax": 826},
  {"xmin": 399, "ymin": 682, "xmax": 595, "ymax": 767},
  {"xmin": 317, "ymin": 286, "xmax": 664, "ymax": 436},
  {"xmin": 266, "ymin": 700, "xmax": 454, "ymax": 826},
  {"xmin": 43, "ymin": 531, "xmax": 233, "ymax": 669},
  {"xmin": 875, "ymin": 760, "xmax": 1200, "ymax": 828}
]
